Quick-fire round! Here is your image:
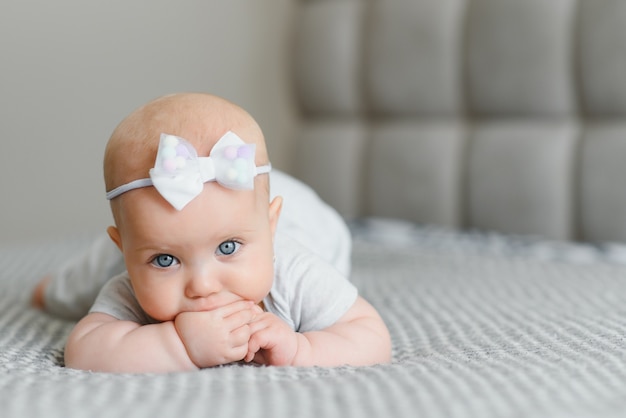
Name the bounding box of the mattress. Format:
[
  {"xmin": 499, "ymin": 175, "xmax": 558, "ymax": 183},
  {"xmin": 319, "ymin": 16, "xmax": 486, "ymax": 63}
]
[{"xmin": 2, "ymin": 218, "xmax": 626, "ymax": 418}]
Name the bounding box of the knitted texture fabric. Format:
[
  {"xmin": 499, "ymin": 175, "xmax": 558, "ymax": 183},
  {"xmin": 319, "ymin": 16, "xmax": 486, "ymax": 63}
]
[{"xmin": 2, "ymin": 220, "xmax": 626, "ymax": 418}]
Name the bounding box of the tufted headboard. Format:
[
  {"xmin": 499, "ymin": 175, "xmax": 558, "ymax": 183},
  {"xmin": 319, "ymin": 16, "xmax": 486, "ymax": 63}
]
[{"xmin": 290, "ymin": 0, "xmax": 626, "ymax": 242}]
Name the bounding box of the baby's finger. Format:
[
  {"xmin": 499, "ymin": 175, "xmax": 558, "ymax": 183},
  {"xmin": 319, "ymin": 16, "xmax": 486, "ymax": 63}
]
[
  {"xmin": 244, "ymin": 344, "xmax": 258, "ymax": 363},
  {"xmin": 228, "ymin": 340, "xmax": 251, "ymax": 363},
  {"xmin": 230, "ymin": 324, "xmax": 252, "ymax": 347},
  {"xmin": 247, "ymin": 313, "xmax": 273, "ymax": 334},
  {"xmin": 216, "ymin": 300, "xmax": 255, "ymax": 317},
  {"xmin": 224, "ymin": 308, "xmax": 257, "ymax": 329}
]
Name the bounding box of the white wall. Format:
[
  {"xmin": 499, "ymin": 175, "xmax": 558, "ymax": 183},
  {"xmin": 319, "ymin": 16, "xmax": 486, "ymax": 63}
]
[{"xmin": 0, "ymin": 0, "xmax": 298, "ymax": 244}]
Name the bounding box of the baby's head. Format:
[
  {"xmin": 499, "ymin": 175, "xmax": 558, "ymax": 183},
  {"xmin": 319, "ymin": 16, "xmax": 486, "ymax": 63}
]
[
  {"xmin": 104, "ymin": 93, "xmax": 282, "ymax": 321},
  {"xmin": 104, "ymin": 93, "xmax": 270, "ymax": 199}
]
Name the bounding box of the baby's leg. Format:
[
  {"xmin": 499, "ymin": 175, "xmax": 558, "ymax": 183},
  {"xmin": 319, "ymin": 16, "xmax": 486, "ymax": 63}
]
[
  {"xmin": 270, "ymin": 170, "xmax": 352, "ymax": 277},
  {"xmin": 33, "ymin": 234, "xmax": 125, "ymax": 320}
]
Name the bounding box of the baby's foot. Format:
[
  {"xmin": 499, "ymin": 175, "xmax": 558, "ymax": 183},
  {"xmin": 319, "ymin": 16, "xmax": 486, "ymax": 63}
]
[{"xmin": 31, "ymin": 275, "xmax": 51, "ymax": 309}]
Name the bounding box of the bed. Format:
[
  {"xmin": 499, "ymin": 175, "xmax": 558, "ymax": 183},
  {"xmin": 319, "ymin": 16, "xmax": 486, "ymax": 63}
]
[
  {"xmin": 4, "ymin": 0, "xmax": 626, "ymax": 417},
  {"xmin": 3, "ymin": 222, "xmax": 626, "ymax": 417}
]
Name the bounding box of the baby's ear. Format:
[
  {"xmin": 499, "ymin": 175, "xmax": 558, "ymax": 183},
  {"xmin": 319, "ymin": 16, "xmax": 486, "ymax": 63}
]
[
  {"xmin": 107, "ymin": 226, "xmax": 123, "ymax": 251},
  {"xmin": 268, "ymin": 196, "xmax": 283, "ymax": 236}
]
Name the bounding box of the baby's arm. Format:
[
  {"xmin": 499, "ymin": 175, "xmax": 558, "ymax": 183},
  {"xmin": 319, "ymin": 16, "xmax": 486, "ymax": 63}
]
[
  {"xmin": 65, "ymin": 301, "xmax": 259, "ymax": 373},
  {"xmin": 246, "ymin": 296, "xmax": 391, "ymax": 367},
  {"xmin": 64, "ymin": 313, "xmax": 196, "ymax": 373}
]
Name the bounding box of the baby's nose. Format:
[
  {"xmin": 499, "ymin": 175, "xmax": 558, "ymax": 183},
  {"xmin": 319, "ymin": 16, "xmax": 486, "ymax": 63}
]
[{"xmin": 185, "ymin": 270, "xmax": 222, "ymax": 298}]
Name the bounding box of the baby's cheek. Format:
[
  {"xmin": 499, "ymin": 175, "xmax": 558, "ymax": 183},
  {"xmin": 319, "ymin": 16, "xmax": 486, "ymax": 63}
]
[
  {"xmin": 135, "ymin": 288, "xmax": 178, "ymax": 322},
  {"xmin": 249, "ymin": 265, "xmax": 274, "ymax": 303}
]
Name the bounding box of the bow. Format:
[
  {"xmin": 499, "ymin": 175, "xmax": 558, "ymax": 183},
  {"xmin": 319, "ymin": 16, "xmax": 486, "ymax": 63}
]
[{"xmin": 105, "ymin": 131, "xmax": 271, "ymax": 210}]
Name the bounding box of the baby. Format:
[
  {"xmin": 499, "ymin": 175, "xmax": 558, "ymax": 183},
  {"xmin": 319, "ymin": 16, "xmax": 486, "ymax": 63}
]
[{"xmin": 35, "ymin": 93, "xmax": 391, "ymax": 373}]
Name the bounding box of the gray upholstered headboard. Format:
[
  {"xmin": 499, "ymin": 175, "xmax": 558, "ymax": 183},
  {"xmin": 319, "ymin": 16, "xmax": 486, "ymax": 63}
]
[{"xmin": 291, "ymin": 0, "xmax": 626, "ymax": 243}]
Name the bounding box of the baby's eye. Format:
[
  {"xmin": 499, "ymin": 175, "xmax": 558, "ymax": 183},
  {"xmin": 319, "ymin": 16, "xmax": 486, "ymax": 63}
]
[
  {"xmin": 216, "ymin": 240, "xmax": 240, "ymax": 256},
  {"xmin": 151, "ymin": 254, "xmax": 179, "ymax": 268}
]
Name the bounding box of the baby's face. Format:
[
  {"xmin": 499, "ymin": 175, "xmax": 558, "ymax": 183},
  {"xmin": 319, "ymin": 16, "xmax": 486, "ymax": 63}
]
[{"xmin": 112, "ymin": 183, "xmax": 279, "ymax": 322}]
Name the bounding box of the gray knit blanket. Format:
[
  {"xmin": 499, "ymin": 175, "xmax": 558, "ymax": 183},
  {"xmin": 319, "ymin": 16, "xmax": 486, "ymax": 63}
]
[{"xmin": 3, "ymin": 218, "xmax": 626, "ymax": 418}]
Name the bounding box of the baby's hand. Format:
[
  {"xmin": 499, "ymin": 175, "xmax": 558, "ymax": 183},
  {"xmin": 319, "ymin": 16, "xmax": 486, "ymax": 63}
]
[
  {"xmin": 174, "ymin": 300, "xmax": 260, "ymax": 368},
  {"xmin": 245, "ymin": 312, "xmax": 299, "ymax": 366}
]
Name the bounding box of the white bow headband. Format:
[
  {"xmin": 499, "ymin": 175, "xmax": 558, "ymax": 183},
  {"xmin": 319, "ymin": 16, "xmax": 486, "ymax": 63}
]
[{"xmin": 106, "ymin": 131, "xmax": 271, "ymax": 210}]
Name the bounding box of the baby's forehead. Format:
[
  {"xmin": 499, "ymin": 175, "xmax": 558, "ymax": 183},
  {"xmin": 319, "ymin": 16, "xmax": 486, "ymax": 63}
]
[{"xmin": 116, "ymin": 183, "xmax": 267, "ymax": 238}]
